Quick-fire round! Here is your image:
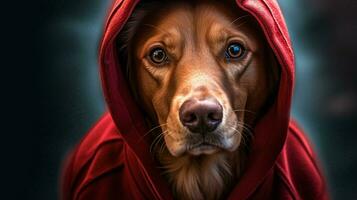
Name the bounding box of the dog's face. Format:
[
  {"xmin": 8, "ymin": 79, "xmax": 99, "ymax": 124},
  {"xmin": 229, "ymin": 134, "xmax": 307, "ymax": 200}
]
[{"xmin": 131, "ymin": 1, "xmax": 277, "ymax": 157}]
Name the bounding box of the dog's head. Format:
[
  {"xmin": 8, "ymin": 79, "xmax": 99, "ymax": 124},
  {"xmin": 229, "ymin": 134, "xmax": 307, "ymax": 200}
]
[{"xmin": 120, "ymin": 0, "xmax": 279, "ymax": 157}]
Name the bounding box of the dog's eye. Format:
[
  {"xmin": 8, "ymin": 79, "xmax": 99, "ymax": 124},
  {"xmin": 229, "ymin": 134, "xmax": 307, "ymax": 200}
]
[
  {"xmin": 225, "ymin": 43, "xmax": 245, "ymax": 59},
  {"xmin": 150, "ymin": 48, "xmax": 167, "ymax": 64}
]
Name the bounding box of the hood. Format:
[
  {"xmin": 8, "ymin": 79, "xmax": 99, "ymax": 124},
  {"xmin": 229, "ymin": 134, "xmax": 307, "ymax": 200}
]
[{"xmin": 99, "ymin": 0, "xmax": 294, "ymax": 199}]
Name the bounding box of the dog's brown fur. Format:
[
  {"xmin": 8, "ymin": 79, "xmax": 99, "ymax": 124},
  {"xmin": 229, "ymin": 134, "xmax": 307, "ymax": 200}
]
[{"xmin": 117, "ymin": 1, "xmax": 279, "ymax": 199}]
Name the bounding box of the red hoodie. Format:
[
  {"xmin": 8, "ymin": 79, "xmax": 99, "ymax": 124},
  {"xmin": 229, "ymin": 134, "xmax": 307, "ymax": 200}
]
[{"xmin": 61, "ymin": 0, "xmax": 329, "ymax": 199}]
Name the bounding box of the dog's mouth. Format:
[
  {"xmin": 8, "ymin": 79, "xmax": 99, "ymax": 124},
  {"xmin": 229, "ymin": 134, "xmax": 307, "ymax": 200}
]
[{"xmin": 186, "ymin": 141, "xmax": 224, "ymax": 156}]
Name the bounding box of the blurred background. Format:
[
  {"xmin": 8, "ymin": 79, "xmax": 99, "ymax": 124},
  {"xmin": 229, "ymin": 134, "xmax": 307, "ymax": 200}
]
[{"xmin": 5, "ymin": 0, "xmax": 356, "ymax": 199}]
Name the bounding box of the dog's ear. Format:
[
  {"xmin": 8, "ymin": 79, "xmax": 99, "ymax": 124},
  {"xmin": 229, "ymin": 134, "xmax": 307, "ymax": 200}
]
[
  {"xmin": 264, "ymin": 47, "xmax": 281, "ymax": 113},
  {"xmin": 268, "ymin": 49, "xmax": 281, "ymax": 95},
  {"xmin": 115, "ymin": 1, "xmax": 162, "ymax": 127},
  {"xmin": 116, "ymin": 37, "xmax": 137, "ymax": 100},
  {"xmin": 252, "ymin": 43, "xmax": 281, "ymax": 125},
  {"xmin": 116, "ymin": 1, "xmax": 153, "ymax": 102}
]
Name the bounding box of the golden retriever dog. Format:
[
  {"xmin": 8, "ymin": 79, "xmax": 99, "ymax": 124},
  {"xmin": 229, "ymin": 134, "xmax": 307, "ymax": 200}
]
[{"xmin": 117, "ymin": 0, "xmax": 279, "ymax": 199}]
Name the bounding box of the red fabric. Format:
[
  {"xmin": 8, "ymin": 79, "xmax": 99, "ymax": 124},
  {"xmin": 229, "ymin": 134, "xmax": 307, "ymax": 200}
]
[{"xmin": 61, "ymin": 0, "xmax": 329, "ymax": 199}]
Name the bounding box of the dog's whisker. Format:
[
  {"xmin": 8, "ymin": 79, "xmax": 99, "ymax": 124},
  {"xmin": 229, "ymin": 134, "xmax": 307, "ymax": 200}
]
[
  {"xmin": 150, "ymin": 130, "xmax": 168, "ymax": 153},
  {"xmin": 236, "ymin": 122, "xmax": 254, "ymax": 133},
  {"xmin": 237, "ymin": 121, "xmax": 253, "ymax": 131},
  {"xmin": 149, "ymin": 134, "xmax": 161, "ymax": 153},
  {"xmin": 151, "ymin": 134, "xmax": 165, "ymax": 153},
  {"xmin": 230, "ymin": 122, "xmax": 254, "ymax": 146},
  {"xmin": 158, "ymin": 133, "xmax": 169, "ymax": 154},
  {"xmin": 159, "ymin": 138, "xmax": 167, "ymax": 154},
  {"xmin": 137, "ymin": 123, "xmax": 168, "ymax": 144},
  {"xmin": 230, "ymin": 127, "xmax": 247, "ymax": 146},
  {"xmin": 229, "ymin": 15, "xmax": 250, "ymax": 26},
  {"xmin": 145, "ymin": 123, "xmax": 167, "ymax": 136},
  {"xmin": 155, "ymin": 135, "xmax": 166, "ymax": 154},
  {"xmin": 234, "ymin": 21, "xmax": 249, "ymax": 30},
  {"xmin": 235, "ymin": 123, "xmax": 254, "ymax": 139},
  {"xmin": 151, "ymin": 130, "xmax": 178, "ymax": 153},
  {"xmin": 230, "ymin": 127, "xmax": 250, "ymax": 148},
  {"xmin": 236, "ymin": 121, "xmax": 254, "ymax": 130},
  {"xmin": 233, "ymin": 109, "xmax": 257, "ymax": 115},
  {"xmin": 158, "ymin": 131, "xmax": 181, "ymax": 154},
  {"xmin": 238, "ymin": 128, "xmax": 254, "ymax": 143}
]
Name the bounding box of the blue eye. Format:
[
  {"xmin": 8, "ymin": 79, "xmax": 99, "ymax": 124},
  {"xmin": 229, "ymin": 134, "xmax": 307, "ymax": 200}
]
[{"xmin": 225, "ymin": 43, "xmax": 245, "ymax": 59}]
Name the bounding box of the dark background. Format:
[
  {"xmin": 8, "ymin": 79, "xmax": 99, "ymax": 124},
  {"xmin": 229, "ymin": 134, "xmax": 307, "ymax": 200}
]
[{"xmin": 3, "ymin": 0, "xmax": 357, "ymax": 199}]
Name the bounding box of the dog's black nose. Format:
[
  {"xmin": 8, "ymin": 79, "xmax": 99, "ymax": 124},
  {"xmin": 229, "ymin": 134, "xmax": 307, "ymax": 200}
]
[{"xmin": 179, "ymin": 99, "xmax": 223, "ymax": 133}]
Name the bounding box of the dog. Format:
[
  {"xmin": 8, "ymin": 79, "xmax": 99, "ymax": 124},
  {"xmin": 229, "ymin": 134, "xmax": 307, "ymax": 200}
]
[{"xmin": 117, "ymin": 0, "xmax": 279, "ymax": 199}]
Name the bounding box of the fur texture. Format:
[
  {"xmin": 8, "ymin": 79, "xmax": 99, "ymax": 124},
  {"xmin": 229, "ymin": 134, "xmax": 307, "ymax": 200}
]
[{"xmin": 157, "ymin": 147, "xmax": 247, "ymax": 200}]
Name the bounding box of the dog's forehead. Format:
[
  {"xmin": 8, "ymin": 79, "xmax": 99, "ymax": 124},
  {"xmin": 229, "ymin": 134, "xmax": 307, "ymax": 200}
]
[
  {"xmin": 153, "ymin": 3, "xmax": 241, "ymax": 30},
  {"xmin": 145, "ymin": 2, "xmax": 251, "ymax": 43}
]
